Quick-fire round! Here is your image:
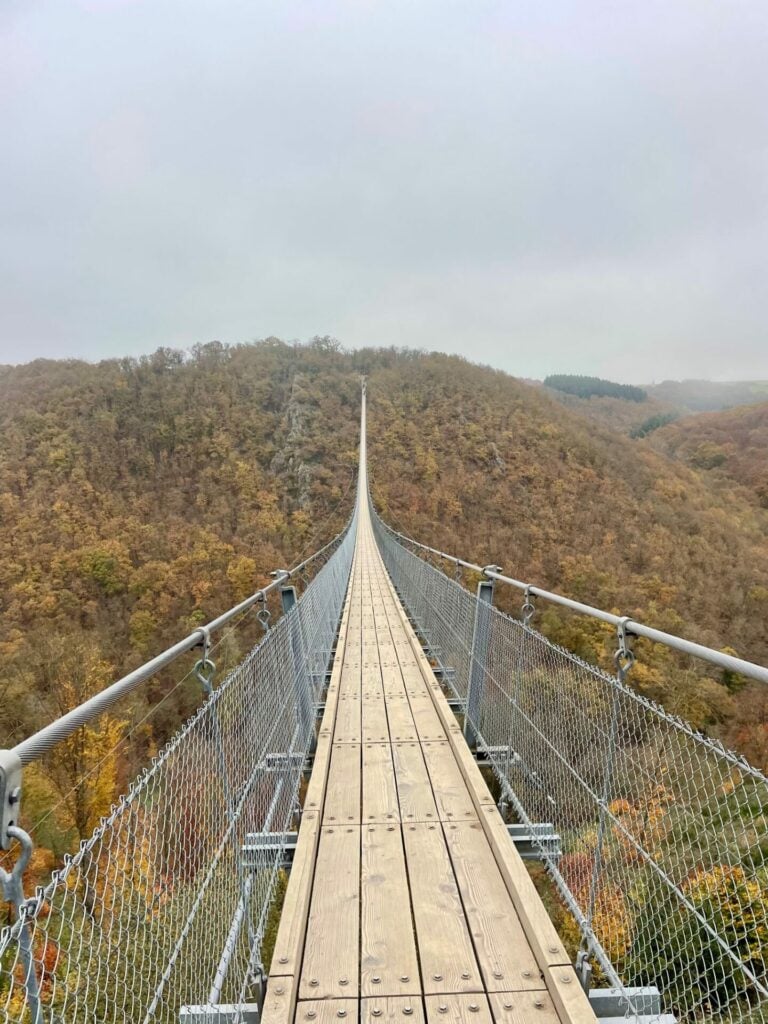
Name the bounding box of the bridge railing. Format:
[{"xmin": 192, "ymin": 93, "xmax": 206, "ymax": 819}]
[
  {"xmin": 0, "ymin": 515, "xmax": 356, "ymax": 1024},
  {"xmin": 372, "ymin": 509, "xmax": 768, "ymax": 1024}
]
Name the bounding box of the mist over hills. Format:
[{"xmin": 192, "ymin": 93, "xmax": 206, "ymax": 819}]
[
  {"xmin": 646, "ymin": 378, "xmax": 768, "ymax": 413},
  {"xmin": 543, "ymin": 373, "xmax": 768, "ymax": 440}
]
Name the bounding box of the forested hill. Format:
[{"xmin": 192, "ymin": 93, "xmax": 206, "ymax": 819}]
[
  {"xmin": 651, "ymin": 401, "xmax": 768, "ymax": 509},
  {"xmin": 2, "ymin": 340, "xmax": 768, "ymax": 849},
  {"xmin": 366, "ymin": 355, "xmax": 768, "ymax": 755},
  {"xmin": 0, "ymin": 340, "xmax": 363, "ymax": 833}
]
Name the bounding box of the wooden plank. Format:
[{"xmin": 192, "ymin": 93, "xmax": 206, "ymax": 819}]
[
  {"xmin": 407, "ymin": 695, "xmax": 447, "ymax": 741},
  {"xmin": 299, "ymin": 825, "xmax": 360, "ymax": 1000},
  {"xmin": 362, "ymin": 624, "xmax": 383, "ymax": 652},
  {"xmin": 372, "ymin": 631, "xmax": 396, "ymax": 658},
  {"xmin": 363, "ymin": 693, "xmax": 390, "ymax": 742},
  {"xmin": 269, "ymin": 810, "xmax": 320, "ymax": 975},
  {"xmin": 393, "ymin": 636, "xmax": 414, "ymax": 653},
  {"xmin": 305, "ymin": 712, "xmax": 334, "ymax": 815},
  {"xmin": 424, "ymin": 994, "xmax": 493, "ymax": 1024},
  {"xmin": 295, "ymin": 1000, "xmax": 357, "ymax": 1024},
  {"xmin": 362, "ymin": 663, "xmax": 384, "ymax": 698},
  {"xmin": 488, "ymin": 992, "xmax": 561, "ymax": 1024},
  {"xmin": 441, "ymin": 730, "xmax": 497, "ymax": 808},
  {"xmin": 420, "ymin": 741, "xmax": 479, "ymax": 822},
  {"xmin": 384, "ymin": 693, "xmax": 418, "ymax": 742},
  {"xmin": 398, "ymin": 655, "xmax": 423, "ymax": 675},
  {"xmin": 323, "ymin": 743, "xmax": 361, "ymax": 824},
  {"xmin": 361, "ymin": 824, "xmax": 420, "ymax": 996},
  {"xmin": 362, "ymin": 996, "xmax": 426, "ymax": 1024},
  {"xmin": 363, "ymin": 742, "xmax": 399, "ymax": 823},
  {"xmin": 402, "ymin": 822, "xmax": 483, "ymax": 995},
  {"xmin": 362, "ymin": 659, "xmax": 381, "ymax": 680},
  {"xmin": 381, "ymin": 664, "xmax": 407, "ymax": 695},
  {"xmin": 339, "ymin": 662, "xmax": 362, "ymax": 698},
  {"xmin": 398, "ymin": 639, "xmax": 494, "ymax": 807},
  {"xmin": 269, "ymin": 555, "xmax": 357, "ymax": 1018},
  {"xmin": 374, "ymin": 645, "xmax": 398, "ymax": 672},
  {"xmin": 443, "ymin": 821, "xmax": 542, "ymax": 992},
  {"xmin": 543, "ymin": 966, "xmax": 597, "ymax": 1024},
  {"xmin": 261, "ymin": 974, "xmax": 297, "ymax": 1024},
  {"xmin": 477, "ymin": 805, "xmax": 571, "ymax": 968},
  {"xmin": 303, "ymin": 578, "xmax": 353, "ymax": 813},
  {"xmin": 334, "ymin": 695, "xmax": 362, "ymax": 743},
  {"xmin": 392, "ymin": 742, "xmax": 439, "ymax": 823},
  {"xmin": 339, "ymin": 651, "xmax": 361, "ymax": 682}
]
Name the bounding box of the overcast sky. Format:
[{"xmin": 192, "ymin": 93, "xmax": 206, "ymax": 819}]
[{"xmin": 1, "ymin": 1, "xmax": 767, "ymax": 382}]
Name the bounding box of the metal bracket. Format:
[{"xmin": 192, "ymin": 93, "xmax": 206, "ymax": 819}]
[
  {"xmin": 433, "ymin": 665, "xmax": 457, "ymax": 687},
  {"xmin": 588, "ymin": 986, "xmax": 672, "ymax": 1023},
  {"xmin": 309, "ymin": 669, "xmax": 333, "ymax": 689},
  {"xmin": 264, "ymin": 753, "xmax": 305, "ymax": 772},
  {"xmin": 576, "ymin": 949, "xmax": 593, "ymax": 993},
  {"xmin": 464, "ymin": 575, "xmax": 497, "ymax": 747},
  {"xmin": 472, "ymin": 744, "xmax": 512, "ymax": 763},
  {"xmin": 242, "ymin": 831, "xmax": 298, "ymax": 870},
  {"xmin": 0, "ymin": 749, "xmax": 22, "ymax": 850},
  {"xmin": 279, "ymin": 584, "xmax": 298, "ymax": 615},
  {"xmin": 420, "ymin": 639, "xmax": 442, "ymax": 659},
  {"xmin": 242, "ymin": 823, "xmax": 560, "ymax": 867},
  {"xmin": 180, "ymin": 1005, "xmax": 260, "ymax": 1022},
  {"xmin": 506, "ymin": 823, "xmax": 561, "ymax": 861}
]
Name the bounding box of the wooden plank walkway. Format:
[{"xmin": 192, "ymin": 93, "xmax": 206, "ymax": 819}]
[{"xmin": 263, "ymin": 400, "xmax": 595, "ymax": 1024}]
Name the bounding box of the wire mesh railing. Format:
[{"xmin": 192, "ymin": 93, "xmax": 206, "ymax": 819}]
[
  {"xmin": 372, "ymin": 510, "xmax": 768, "ymax": 1024},
  {"xmin": 0, "ymin": 516, "xmax": 356, "ymax": 1024}
]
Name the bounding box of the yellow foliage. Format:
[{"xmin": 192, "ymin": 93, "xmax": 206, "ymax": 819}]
[
  {"xmin": 609, "ymin": 785, "xmax": 674, "ymax": 865},
  {"xmin": 54, "ymin": 643, "xmax": 126, "ymax": 839},
  {"xmin": 592, "ymin": 883, "xmax": 633, "ymax": 962},
  {"xmin": 227, "ymin": 555, "xmax": 257, "ymax": 600},
  {"xmin": 129, "ymin": 609, "xmax": 157, "ymax": 652}
]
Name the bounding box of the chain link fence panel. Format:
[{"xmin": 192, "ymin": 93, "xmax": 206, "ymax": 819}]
[
  {"xmin": 373, "ymin": 512, "xmax": 768, "ymax": 1024},
  {"xmin": 0, "ymin": 519, "xmax": 356, "ymax": 1024}
]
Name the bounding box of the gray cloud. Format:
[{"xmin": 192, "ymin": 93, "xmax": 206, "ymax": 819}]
[{"xmin": 1, "ymin": 0, "xmax": 767, "ymax": 382}]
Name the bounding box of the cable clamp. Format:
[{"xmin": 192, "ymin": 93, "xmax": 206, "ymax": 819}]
[
  {"xmin": 614, "ymin": 616, "xmax": 636, "ymax": 682},
  {"xmin": 521, "ymin": 586, "xmax": 536, "ymax": 626},
  {"xmin": 193, "ymin": 627, "xmax": 216, "ymax": 694}
]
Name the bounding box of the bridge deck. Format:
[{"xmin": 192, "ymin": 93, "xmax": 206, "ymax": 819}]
[{"xmin": 263, "ymin": 497, "xmax": 595, "ymax": 1024}]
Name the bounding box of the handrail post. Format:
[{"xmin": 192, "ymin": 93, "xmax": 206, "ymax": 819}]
[
  {"xmin": 464, "ymin": 567, "xmax": 501, "ymax": 748},
  {"xmin": 280, "ymin": 583, "xmax": 314, "ymax": 752}
]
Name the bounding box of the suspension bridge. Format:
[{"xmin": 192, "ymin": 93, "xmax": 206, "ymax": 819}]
[{"xmin": 1, "ymin": 386, "xmax": 767, "ymax": 1024}]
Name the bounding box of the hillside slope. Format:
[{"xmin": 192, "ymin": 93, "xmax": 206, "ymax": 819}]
[
  {"xmin": 367, "ymin": 356, "xmax": 768, "ymax": 655},
  {"xmin": 1, "ymin": 341, "xmax": 767, "ymax": 858},
  {"xmin": 0, "ymin": 341, "xmax": 361, "ymax": 773},
  {"xmin": 651, "ymin": 401, "xmax": 768, "ymax": 509},
  {"xmin": 365, "ymin": 355, "xmax": 768, "ymax": 765}
]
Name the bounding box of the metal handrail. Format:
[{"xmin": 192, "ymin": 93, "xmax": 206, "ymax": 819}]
[
  {"xmin": 374, "ymin": 512, "xmax": 768, "ymax": 686},
  {"xmin": 10, "ymin": 517, "xmax": 354, "ymax": 766}
]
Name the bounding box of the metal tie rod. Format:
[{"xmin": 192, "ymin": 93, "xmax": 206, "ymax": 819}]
[
  {"xmin": 380, "ymin": 519, "xmax": 768, "ymax": 687},
  {"xmin": 11, "ymin": 521, "xmax": 351, "ymax": 766}
]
